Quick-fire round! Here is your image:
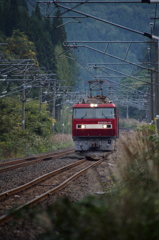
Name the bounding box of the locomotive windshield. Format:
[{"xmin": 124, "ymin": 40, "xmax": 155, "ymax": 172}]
[{"xmin": 73, "ymin": 108, "xmax": 115, "ymax": 119}]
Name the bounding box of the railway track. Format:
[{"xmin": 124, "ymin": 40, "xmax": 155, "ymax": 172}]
[
  {"xmin": 0, "ymin": 148, "xmax": 75, "ymax": 173},
  {"xmin": 0, "ymin": 156, "xmax": 104, "ymax": 225}
]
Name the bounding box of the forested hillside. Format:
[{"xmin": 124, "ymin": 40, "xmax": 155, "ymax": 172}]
[
  {"xmin": 26, "ymin": 1, "xmax": 157, "ymax": 75},
  {"xmin": 0, "ymin": 0, "xmax": 78, "ymax": 86},
  {"xmin": 0, "ymin": 0, "xmax": 76, "ymax": 158},
  {"xmin": 63, "ymin": 2, "xmax": 157, "ymax": 89}
]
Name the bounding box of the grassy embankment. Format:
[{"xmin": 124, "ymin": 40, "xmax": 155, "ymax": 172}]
[{"xmin": 0, "ymin": 134, "xmax": 74, "ymax": 160}]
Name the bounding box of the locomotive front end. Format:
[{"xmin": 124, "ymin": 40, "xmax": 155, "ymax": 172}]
[{"xmin": 72, "ymin": 101, "xmax": 119, "ymax": 153}]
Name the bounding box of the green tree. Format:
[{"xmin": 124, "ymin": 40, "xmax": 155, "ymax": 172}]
[
  {"xmin": 54, "ymin": 44, "xmax": 77, "ymax": 87},
  {"xmin": 52, "ymin": 9, "xmax": 67, "ymax": 46},
  {"xmin": 6, "ymin": 29, "xmax": 37, "ymax": 60},
  {"xmin": 0, "ymin": 97, "xmax": 53, "ymax": 158},
  {"xmin": 0, "ymin": 97, "xmax": 21, "ymax": 141},
  {"xmin": 29, "ymin": 10, "xmax": 56, "ymax": 70},
  {"xmin": 16, "ymin": 3, "xmax": 30, "ymax": 34},
  {"xmin": 34, "ymin": 3, "xmax": 42, "ymax": 20},
  {"xmin": 25, "ymin": 100, "xmax": 52, "ymax": 137}
]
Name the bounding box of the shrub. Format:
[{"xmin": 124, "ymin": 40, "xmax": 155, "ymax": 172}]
[{"xmin": 0, "ymin": 97, "xmax": 73, "ymax": 159}]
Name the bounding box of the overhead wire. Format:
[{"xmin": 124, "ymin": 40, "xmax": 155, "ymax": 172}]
[{"xmin": 26, "ymin": 1, "xmax": 157, "ymax": 110}]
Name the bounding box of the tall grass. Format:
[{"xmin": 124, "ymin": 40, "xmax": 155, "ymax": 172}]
[
  {"xmin": 115, "ymin": 125, "xmax": 159, "ymax": 191},
  {"xmin": 49, "ymin": 134, "xmax": 74, "ymax": 150},
  {"xmin": 119, "ymin": 118, "xmax": 147, "ymax": 129}
]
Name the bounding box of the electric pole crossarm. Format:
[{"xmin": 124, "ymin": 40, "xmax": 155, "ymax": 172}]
[
  {"xmin": 99, "ymin": 76, "xmax": 152, "ymax": 96},
  {"xmin": 37, "ymin": 1, "xmax": 159, "ymax": 4},
  {"xmin": 64, "ymin": 41, "xmax": 155, "ymax": 44},
  {"xmin": 70, "ymin": 44, "xmax": 156, "ymax": 73},
  {"xmin": 95, "ymin": 65, "xmax": 153, "ymax": 85},
  {"xmin": 56, "ymin": 3, "xmax": 158, "ymax": 40}
]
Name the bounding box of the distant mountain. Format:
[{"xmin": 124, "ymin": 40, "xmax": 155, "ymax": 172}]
[
  {"xmin": 27, "ymin": 2, "xmax": 157, "ymax": 67},
  {"xmin": 61, "ymin": 3, "xmax": 157, "ymax": 89}
]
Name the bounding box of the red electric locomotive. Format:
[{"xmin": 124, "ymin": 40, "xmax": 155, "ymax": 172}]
[{"xmin": 72, "ymin": 80, "xmax": 119, "ymax": 156}]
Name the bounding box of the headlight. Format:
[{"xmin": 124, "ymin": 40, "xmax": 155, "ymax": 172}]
[
  {"xmin": 103, "ymin": 124, "xmax": 107, "ymax": 129},
  {"xmin": 90, "ymin": 103, "xmax": 98, "ymax": 107},
  {"xmin": 77, "ymin": 124, "xmax": 86, "ymax": 129}
]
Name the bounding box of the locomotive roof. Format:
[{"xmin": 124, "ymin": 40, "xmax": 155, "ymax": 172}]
[{"xmin": 73, "ymin": 103, "xmax": 117, "ymax": 108}]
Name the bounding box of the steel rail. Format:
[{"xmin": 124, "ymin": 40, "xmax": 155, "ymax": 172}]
[
  {"xmin": 0, "ymin": 148, "xmax": 74, "ymax": 167},
  {"xmin": 0, "ymin": 148, "xmax": 74, "ymax": 173},
  {"xmin": 0, "ymin": 159, "xmax": 86, "ymax": 199},
  {"xmin": 0, "ymin": 158, "xmax": 104, "ymax": 225}
]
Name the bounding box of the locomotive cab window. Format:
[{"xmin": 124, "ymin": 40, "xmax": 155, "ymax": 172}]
[{"xmin": 73, "ymin": 108, "xmax": 115, "ymax": 119}]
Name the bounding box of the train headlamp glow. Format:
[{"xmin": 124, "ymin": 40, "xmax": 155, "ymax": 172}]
[
  {"xmin": 90, "ymin": 103, "xmax": 98, "ymax": 107},
  {"xmin": 77, "ymin": 124, "xmax": 86, "ymax": 129},
  {"xmin": 103, "ymin": 124, "xmax": 107, "ymax": 129}
]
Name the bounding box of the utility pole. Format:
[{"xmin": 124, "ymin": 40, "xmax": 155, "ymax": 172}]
[
  {"xmin": 61, "ymin": 93, "xmax": 65, "ymax": 134},
  {"xmin": 150, "ymin": 70, "xmax": 154, "ymax": 121},
  {"xmin": 52, "ymin": 80, "xmax": 56, "ymax": 119},
  {"xmin": 52, "ymin": 80, "xmax": 56, "ymax": 133},
  {"xmin": 39, "ymin": 78, "xmax": 42, "ymax": 111},
  {"xmin": 22, "ymin": 83, "xmax": 26, "ymax": 130},
  {"xmin": 126, "ymin": 104, "xmax": 129, "ymax": 120},
  {"xmin": 149, "ymin": 22, "xmax": 154, "ymax": 122},
  {"xmin": 67, "ymin": 107, "xmax": 69, "ymax": 134},
  {"xmin": 155, "ymin": 41, "xmax": 159, "ymax": 131},
  {"xmin": 62, "ymin": 104, "xmax": 64, "ymax": 134}
]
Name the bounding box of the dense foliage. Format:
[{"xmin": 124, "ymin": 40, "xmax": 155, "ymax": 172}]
[
  {"xmin": 0, "ymin": 97, "xmax": 51, "ymax": 157},
  {"xmin": 0, "ymin": 0, "xmax": 76, "ymax": 158},
  {"xmin": 0, "ymin": 0, "xmax": 77, "ymax": 82}
]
